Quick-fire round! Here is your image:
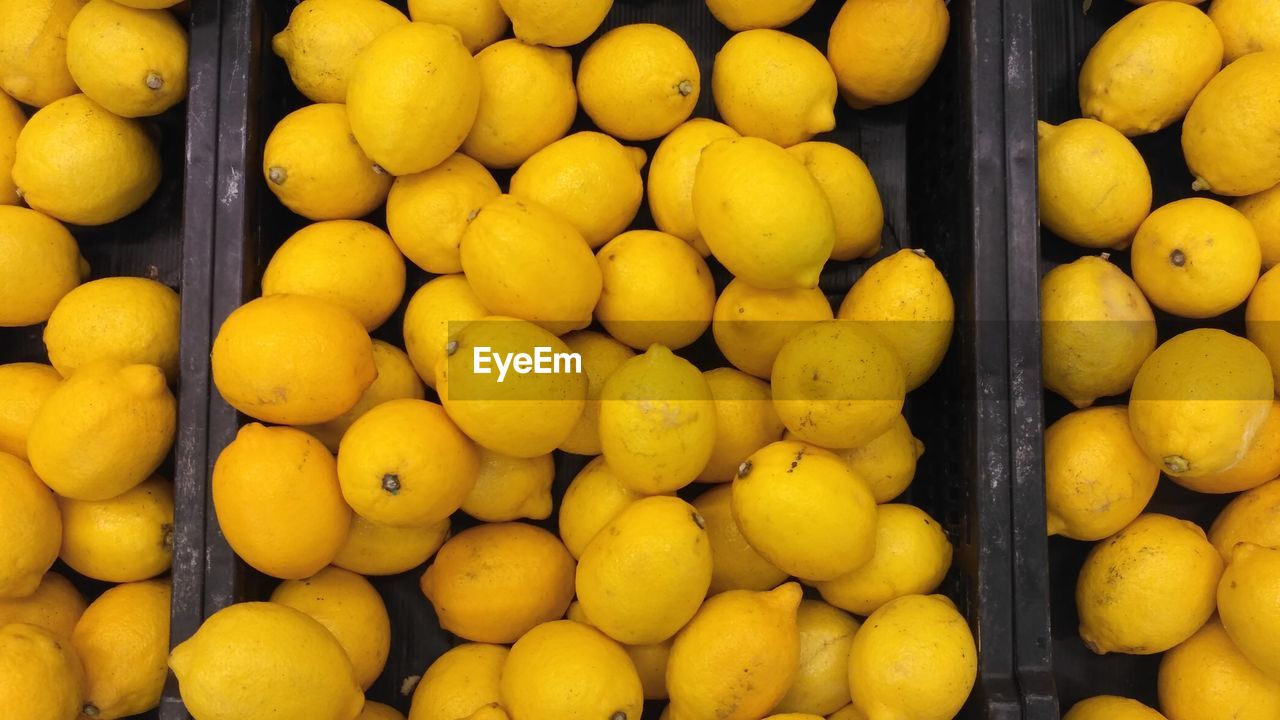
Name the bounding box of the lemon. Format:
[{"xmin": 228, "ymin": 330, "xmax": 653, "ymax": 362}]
[
  {"xmin": 1183, "ymin": 51, "xmax": 1280, "ymax": 196},
  {"xmin": 558, "ymin": 456, "xmax": 647, "ymax": 559},
  {"xmin": 698, "ymin": 368, "xmax": 785, "ymax": 483},
  {"xmin": 1129, "ymin": 329, "xmax": 1273, "ymax": 477},
  {"xmin": 599, "ymin": 344, "xmax": 716, "ymax": 494},
  {"xmin": 13, "ymin": 94, "xmax": 161, "ymax": 226},
  {"xmin": 0, "ymin": 572, "xmax": 85, "ymax": 641},
  {"xmin": 712, "ymin": 279, "xmax": 834, "ymax": 379},
  {"xmin": 499, "ymin": 0, "xmax": 613, "ymax": 47},
  {"xmin": 361, "ymin": 702, "xmax": 406, "ymax": 720},
  {"xmin": 0, "ymin": 92, "xmax": 24, "ymax": 205},
  {"xmin": 772, "ymin": 320, "xmax": 906, "ymax": 449},
  {"xmin": 66, "ymin": 0, "xmax": 187, "ymax": 117},
  {"xmin": 333, "ymin": 514, "xmax": 450, "ymax": 577},
  {"xmin": 787, "ymin": 142, "xmax": 884, "ymax": 261},
  {"xmin": 1062, "ymin": 696, "xmax": 1166, "ymax": 720},
  {"xmin": 0, "ymin": 363, "xmax": 61, "ymax": 459},
  {"xmin": 461, "ymin": 195, "xmax": 602, "ymax": 334},
  {"xmin": 1236, "ymin": 184, "xmax": 1280, "ymax": 270},
  {"xmin": 212, "ymin": 424, "xmax": 352, "ymax": 580},
  {"xmin": 577, "ymin": 496, "xmax": 713, "ymax": 645},
  {"xmin": 420, "ymin": 523, "xmax": 575, "ymax": 643},
  {"xmin": 437, "ymin": 316, "xmax": 588, "ymax": 457},
  {"xmin": 1247, "ymin": 266, "xmax": 1280, "ymax": 393},
  {"xmin": 0, "ymin": 0, "xmax": 85, "ymax": 107},
  {"xmin": 827, "ymin": 0, "xmax": 949, "ymax": 109},
  {"xmin": 816, "ymin": 503, "xmax": 952, "ymax": 616},
  {"xmin": 567, "ymin": 601, "xmax": 675, "ymax": 701},
  {"xmin": 1176, "ymin": 400, "xmax": 1280, "ymax": 494},
  {"xmin": 212, "ymin": 294, "xmax": 376, "ymax": 425},
  {"xmin": 1041, "ymin": 255, "xmax": 1158, "ymax": 408},
  {"xmin": 1079, "ymin": 2, "xmax": 1222, "ymax": 136},
  {"xmin": 707, "ymin": 0, "xmax": 816, "ymax": 30},
  {"xmin": 1209, "ymin": 0, "xmax": 1280, "ymax": 61},
  {"xmin": 347, "ymin": 22, "xmax": 480, "ymax": 176},
  {"xmin": 1211, "ymin": 479, "xmax": 1280, "ymax": 560},
  {"xmin": 408, "ymin": 0, "xmax": 508, "ymax": 53},
  {"xmin": 509, "ymin": 131, "xmax": 647, "ymax": 249},
  {"xmin": 300, "ymin": 340, "xmax": 426, "ymax": 452},
  {"xmin": 691, "ymin": 484, "xmax": 787, "ymax": 594},
  {"xmin": 0, "ymin": 453, "xmax": 61, "ymax": 599},
  {"xmin": 115, "ymin": 0, "xmax": 182, "ymax": 7},
  {"xmin": 387, "ymin": 154, "xmax": 501, "ymax": 275},
  {"xmin": 773, "ymin": 600, "xmax": 861, "ymax": 716},
  {"xmin": 461, "ymin": 449, "xmax": 555, "ymax": 521},
  {"xmin": 271, "ymin": 567, "xmax": 390, "ymax": 691},
  {"xmin": 596, "ymin": 230, "xmax": 716, "ymax": 350},
  {"xmin": 667, "ymin": 583, "xmax": 803, "ymax": 720},
  {"xmin": 0, "ymin": 207, "xmax": 85, "ymax": 327},
  {"xmin": 1160, "ymin": 616, "xmax": 1280, "ymax": 720},
  {"xmin": 647, "ymin": 119, "xmax": 740, "ymax": 253},
  {"xmin": 1219, "ymin": 543, "xmax": 1280, "ymax": 681},
  {"xmin": 823, "ymin": 414, "xmax": 923, "ymax": 503},
  {"xmin": 403, "ymin": 275, "xmax": 488, "ymax": 388},
  {"xmin": 0, "ymin": 623, "xmax": 84, "ymax": 720},
  {"xmin": 44, "ymin": 276, "xmax": 181, "ymax": 381},
  {"xmin": 262, "ymin": 105, "xmax": 391, "ymax": 221},
  {"xmin": 576, "ymin": 23, "xmax": 699, "ymax": 141},
  {"xmin": 272, "ymin": 0, "xmax": 408, "ymax": 104},
  {"xmin": 828, "ymin": 709, "xmax": 868, "ymax": 720},
  {"xmin": 28, "ymin": 363, "xmax": 175, "ymax": 501},
  {"xmin": 461, "ymin": 705, "xmax": 509, "ymax": 720},
  {"xmin": 1037, "ymin": 119, "xmax": 1152, "ymax": 249},
  {"xmin": 713, "ymin": 29, "xmax": 835, "ymax": 147},
  {"xmin": 58, "ymin": 475, "xmax": 173, "ymax": 583},
  {"xmin": 837, "ymin": 249, "xmax": 954, "ymax": 390},
  {"xmin": 1077, "ymin": 514, "xmax": 1223, "ymax": 655},
  {"xmin": 169, "ymin": 602, "xmax": 365, "ymax": 720},
  {"xmin": 694, "ymin": 136, "xmax": 835, "ymax": 289},
  {"xmin": 464, "ymin": 39, "xmax": 576, "ymax": 169},
  {"xmin": 408, "ymin": 643, "xmax": 508, "ymax": 720},
  {"xmin": 501, "ymin": 620, "xmax": 643, "ymax": 720},
  {"xmin": 558, "ymin": 331, "xmax": 635, "ymax": 456},
  {"xmin": 71, "ymin": 580, "xmax": 170, "ymax": 719}
]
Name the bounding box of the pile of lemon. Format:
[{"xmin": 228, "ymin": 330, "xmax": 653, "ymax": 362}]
[
  {"xmin": 0, "ymin": 0, "xmax": 190, "ymax": 718},
  {"xmin": 1036, "ymin": 1, "xmax": 1280, "ymax": 719}
]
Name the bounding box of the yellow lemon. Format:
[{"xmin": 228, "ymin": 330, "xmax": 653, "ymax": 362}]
[
  {"xmin": 499, "ymin": 0, "xmax": 612, "ymax": 46},
  {"xmin": 1062, "ymin": 696, "xmax": 1166, "ymax": 720},
  {"xmin": 420, "ymin": 523, "xmax": 575, "ymax": 644},
  {"xmin": 713, "ymin": 29, "xmax": 835, "ymax": 147},
  {"xmin": 558, "ymin": 456, "xmax": 647, "ymax": 559},
  {"xmin": 299, "ymin": 340, "xmax": 426, "ymax": 452},
  {"xmin": 706, "ymin": 0, "xmax": 816, "ymax": 30},
  {"xmin": 1044, "ymin": 407, "xmax": 1160, "ymax": 541},
  {"xmin": 1246, "ymin": 265, "xmax": 1280, "ymax": 392},
  {"xmin": 828, "ymin": 706, "xmax": 869, "ymax": 720},
  {"xmin": 0, "ymin": 82, "xmax": 25, "ymax": 204},
  {"xmin": 0, "ymin": 207, "xmax": 85, "ymax": 327},
  {"xmin": 437, "ymin": 316, "xmax": 588, "ymax": 457},
  {"xmin": 694, "ymin": 136, "xmax": 835, "ymax": 289},
  {"xmin": 596, "ymin": 230, "xmax": 716, "ymax": 350},
  {"xmin": 837, "ymin": 248, "xmax": 954, "ymax": 390},
  {"xmin": 500, "ymin": 620, "xmax": 643, "ymax": 720},
  {"xmin": 558, "ymin": 331, "xmax": 635, "ymax": 456},
  {"xmin": 347, "ymin": 22, "xmax": 480, "ymax": 176},
  {"xmin": 115, "ymin": 0, "xmax": 182, "ymax": 7},
  {"xmin": 28, "ymin": 363, "xmax": 175, "ymax": 501},
  {"xmin": 733, "ymin": 440, "xmax": 877, "ymax": 581},
  {"xmin": 598, "ymin": 344, "xmax": 716, "ymax": 494},
  {"xmin": 408, "ymin": 643, "xmax": 508, "ymax": 720},
  {"xmin": 58, "ymin": 475, "xmax": 173, "ymax": 583},
  {"xmin": 1176, "ymin": 400, "xmax": 1280, "ymax": 494},
  {"xmin": 0, "ymin": 363, "xmax": 61, "ymax": 459},
  {"xmin": 666, "ymin": 583, "xmax": 803, "ymax": 720},
  {"xmin": 169, "ymin": 602, "xmax": 364, "ymax": 720},
  {"xmin": 712, "ymin": 279, "xmax": 834, "ymax": 379},
  {"xmin": 772, "ymin": 320, "xmax": 906, "ymax": 449},
  {"xmin": 408, "ymin": 0, "xmax": 508, "ymax": 53},
  {"xmin": 72, "ymin": 579, "xmax": 170, "ymax": 720},
  {"xmin": 827, "ymin": 0, "xmax": 949, "ymax": 109},
  {"xmin": 461, "ymin": 704, "xmax": 509, "ymax": 720},
  {"xmin": 698, "ymin": 368, "xmax": 785, "ymax": 483},
  {"xmin": 387, "ymin": 154, "xmax": 501, "ymax": 274},
  {"xmin": 1041, "ymin": 255, "xmax": 1157, "ymax": 408},
  {"xmin": 1037, "ymin": 119, "xmax": 1152, "ymax": 249},
  {"xmin": 692, "ymin": 483, "xmax": 787, "ymax": 594},
  {"xmin": 66, "ymin": 0, "xmax": 188, "ymax": 117},
  {"xmin": 647, "ymin": 119, "xmax": 740, "ymax": 252},
  {"xmin": 460, "ymin": 449, "xmax": 555, "ymax": 521},
  {"xmin": 212, "ymin": 424, "xmax": 352, "ymax": 580},
  {"xmin": 0, "ymin": 452, "xmax": 61, "ymax": 599},
  {"xmin": 509, "ymin": 131, "xmax": 647, "ymax": 249},
  {"xmin": 361, "ymin": 702, "xmax": 406, "ymax": 720},
  {"xmin": 1129, "ymin": 329, "xmax": 1273, "ymax": 477},
  {"xmin": 774, "ymin": 600, "xmax": 861, "ymax": 716},
  {"xmin": 13, "ymin": 94, "xmax": 161, "ymax": 226},
  {"xmin": 1080, "ymin": 2, "xmax": 1222, "ymax": 136},
  {"xmin": 822, "ymin": 414, "xmax": 923, "ymax": 503},
  {"xmin": 0, "ymin": 623, "xmax": 84, "ymax": 720},
  {"xmin": 1209, "ymin": 0, "xmax": 1280, "ymax": 62},
  {"xmin": 0, "ymin": 0, "xmax": 86, "ymax": 107},
  {"xmin": 272, "ymin": 0, "xmax": 407, "ymax": 104},
  {"xmin": 460, "ymin": 195, "xmax": 602, "ymax": 334},
  {"xmin": 1219, "ymin": 543, "xmax": 1280, "ymax": 681},
  {"xmin": 464, "ymin": 39, "xmax": 576, "ymax": 169},
  {"xmin": 1077, "ymin": 514, "xmax": 1223, "ymax": 655},
  {"xmin": 1211, "ymin": 479, "xmax": 1280, "ymax": 560},
  {"xmin": 271, "ymin": 567, "xmax": 390, "ymax": 691},
  {"xmin": 577, "ymin": 496, "xmax": 713, "ymax": 645},
  {"xmin": 402, "ymin": 274, "xmax": 488, "ymax": 388},
  {"xmin": 1184, "ymin": 51, "xmax": 1280, "ymax": 196},
  {"xmin": 1159, "ymin": 617, "xmax": 1280, "ymax": 720},
  {"xmin": 211, "ymin": 294, "xmax": 376, "ymax": 425},
  {"xmin": 0, "ymin": 572, "xmax": 85, "ymax": 641},
  {"xmin": 1236, "ymin": 184, "xmax": 1280, "ymax": 270},
  {"xmin": 332, "ymin": 514, "xmax": 450, "ymax": 577},
  {"xmin": 262, "ymin": 104, "xmax": 391, "ymax": 221},
  {"xmin": 578, "ymin": 23, "xmax": 700, "ymax": 140},
  {"xmin": 788, "ymin": 142, "xmax": 883, "ymax": 261},
  {"xmin": 44, "ymin": 276, "xmax": 181, "ymax": 381},
  {"xmin": 569, "ymin": 601, "xmax": 673, "ymax": 701}
]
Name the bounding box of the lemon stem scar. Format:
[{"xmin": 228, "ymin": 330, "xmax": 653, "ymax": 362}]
[
  {"xmin": 446, "ymin": 340, "xmax": 459, "ymax": 356},
  {"xmin": 1170, "ymin": 249, "xmax": 1186, "ymax": 267},
  {"xmin": 372, "ymin": 164, "xmax": 388, "ymax": 175},
  {"xmin": 162, "ymin": 523, "xmax": 174, "ymax": 548},
  {"xmin": 268, "ymin": 167, "xmax": 287, "ymax": 185},
  {"xmin": 912, "ymin": 248, "xmax": 928, "ymax": 257},
  {"xmin": 382, "ymin": 473, "xmax": 401, "ymax": 495},
  {"xmin": 83, "ymin": 704, "xmax": 99, "ymax": 717},
  {"xmin": 1163, "ymin": 455, "xmax": 1190, "ymax": 474},
  {"xmin": 737, "ymin": 459, "xmax": 752, "ymax": 478},
  {"xmin": 611, "ymin": 712, "xmax": 628, "ymax": 720},
  {"xmin": 677, "ymin": 80, "xmax": 694, "ymax": 97},
  {"xmin": 691, "ymin": 511, "xmax": 705, "ymax": 529},
  {"xmin": 1191, "ymin": 177, "xmax": 1211, "ymax": 192},
  {"xmin": 146, "ymin": 71, "xmax": 164, "ymax": 90}
]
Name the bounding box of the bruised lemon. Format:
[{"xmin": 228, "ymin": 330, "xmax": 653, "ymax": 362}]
[{"xmin": 713, "ymin": 29, "xmax": 835, "ymax": 147}]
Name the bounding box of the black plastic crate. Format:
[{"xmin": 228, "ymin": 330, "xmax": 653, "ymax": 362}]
[{"xmin": 202, "ymin": 0, "xmax": 1019, "ymax": 718}]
